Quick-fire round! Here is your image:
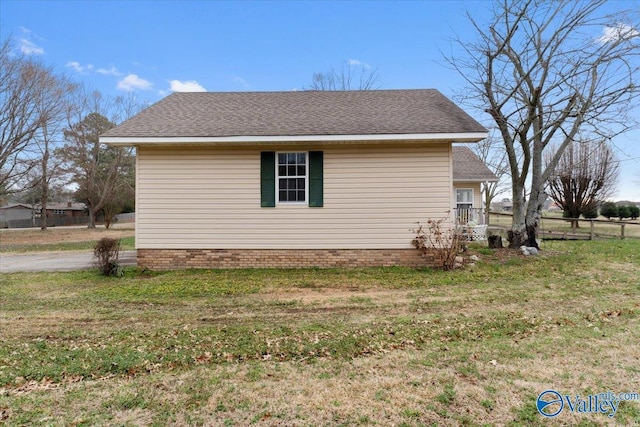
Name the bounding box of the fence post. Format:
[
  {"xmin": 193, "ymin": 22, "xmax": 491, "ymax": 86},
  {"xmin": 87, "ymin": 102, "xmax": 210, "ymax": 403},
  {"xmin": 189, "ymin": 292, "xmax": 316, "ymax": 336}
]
[
  {"xmin": 620, "ymin": 223, "xmax": 625, "ymax": 240},
  {"xmin": 590, "ymin": 220, "xmax": 595, "ymax": 240}
]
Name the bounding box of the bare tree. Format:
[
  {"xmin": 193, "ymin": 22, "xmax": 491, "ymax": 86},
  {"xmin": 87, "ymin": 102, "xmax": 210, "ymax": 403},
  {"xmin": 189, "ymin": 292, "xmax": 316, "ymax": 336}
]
[
  {"xmin": 471, "ymin": 132, "xmax": 511, "ymax": 220},
  {"xmin": 546, "ymin": 138, "xmax": 619, "ymax": 227},
  {"xmin": 447, "ymin": 0, "xmax": 640, "ymax": 248},
  {"xmin": 58, "ymin": 89, "xmax": 139, "ymax": 228},
  {"xmin": 306, "ymin": 61, "xmax": 380, "ymax": 91},
  {"xmin": 34, "ymin": 78, "xmax": 76, "ymax": 230},
  {"xmin": 102, "ymin": 175, "xmax": 135, "ymax": 229},
  {"xmin": 0, "ymin": 37, "xmax": 72, "ymax": 196}
]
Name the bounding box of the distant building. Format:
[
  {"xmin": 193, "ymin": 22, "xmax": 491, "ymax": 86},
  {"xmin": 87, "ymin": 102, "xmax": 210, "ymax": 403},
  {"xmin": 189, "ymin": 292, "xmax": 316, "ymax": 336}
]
[
  {"xmin": 0, "ymin": 203, "xmax": 34, "ymax": 225},
  {"xmin": 40, "ymin": 202, "xmax": 86, "ymax": 218},
  {"xmin": 491, "ymin": 198, "xmax": 513, "ymax": 212},
  {"xmin": 543, "ymin": 199, "xmax": 563, "ymax": 212},
  {"xmin": 0, "ymin": 201, "xmax": 88, "ymax": 228}
]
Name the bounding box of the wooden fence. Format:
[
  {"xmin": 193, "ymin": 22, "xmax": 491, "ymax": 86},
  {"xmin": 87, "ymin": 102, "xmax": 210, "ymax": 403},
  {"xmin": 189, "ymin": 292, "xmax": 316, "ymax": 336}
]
[
  {"xmin": 0, "ymin": 216, "xmax": 91, "ymax": 229},
  {"xmin": 488, "ymin": 212, "xmax": 640, "ymax": 240}
]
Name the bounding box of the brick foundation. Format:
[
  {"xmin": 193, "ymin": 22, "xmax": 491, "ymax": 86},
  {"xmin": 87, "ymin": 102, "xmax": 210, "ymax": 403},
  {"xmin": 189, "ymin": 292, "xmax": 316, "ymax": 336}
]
[{"xmin": 137, "ymin": 248, "xmax": 435, "ymax": 270}]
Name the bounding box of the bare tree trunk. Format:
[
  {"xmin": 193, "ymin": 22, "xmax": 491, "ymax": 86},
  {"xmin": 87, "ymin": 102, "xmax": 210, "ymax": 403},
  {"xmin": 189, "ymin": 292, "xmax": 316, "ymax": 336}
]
[
  {"xmin": 31, "ymin": 201, "xmax": 37, "ymax": 228},
  {"xmin": 525, "ymin": 176, "xmax": 547, "ymax": 249},
  {"xmin": 508, "ymin": 181, "xmax": 527, "ymax": 248},
  {"xmin": 88, "ymin": 208, "xmax": 96, "ymax": 229},
  {"xmin": 40, "ymin": 144, "xmax": 49, "ymax": 230}
]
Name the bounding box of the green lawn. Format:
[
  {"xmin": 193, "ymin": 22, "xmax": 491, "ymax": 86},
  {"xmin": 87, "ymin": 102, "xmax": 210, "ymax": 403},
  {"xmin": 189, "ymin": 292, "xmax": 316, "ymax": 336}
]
[{"xmin": 1, "ymin": 240, "xmax": 639, "ymax": 426}]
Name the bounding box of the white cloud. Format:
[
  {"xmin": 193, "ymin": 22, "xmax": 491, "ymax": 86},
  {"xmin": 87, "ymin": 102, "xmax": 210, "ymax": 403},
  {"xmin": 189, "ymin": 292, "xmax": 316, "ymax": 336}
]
[
  {"xmin": 18, "ymin": 27, "xmax": 44, "ymax": 55},
  {"xmin": 117, "ymin": 74, "xmax": 153, "ymax": 91},
  {"xmin": 232, "ymin": 76, "xmax": 250, "ymax": 89},
  {"xmin": 347, "ymin": 58, "xmax": 371, "ymax": 69},
  {"xmin": 97, "ymin": 65, "xmax": 122, "ymax": 76},
  {"xmin": 169, "ymin": 80, "xmax": 206, "ymax": 92},
  {"xmin": 66, "ymin": 61, "xmax": 93, "ymax": 73},
  {"xmin": 19, "ymin": 38, "xmax": 44, "ymax": 55},
  {"xmin": 597, "ymin": 23, "xmax": 640, "ymax": 44}
]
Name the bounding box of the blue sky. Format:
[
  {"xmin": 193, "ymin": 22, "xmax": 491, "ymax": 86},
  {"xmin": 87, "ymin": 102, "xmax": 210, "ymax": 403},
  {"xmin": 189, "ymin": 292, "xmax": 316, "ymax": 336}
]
[{"xmin": 2, "ymin": 0, "xmax": 639, "ymax": 200}]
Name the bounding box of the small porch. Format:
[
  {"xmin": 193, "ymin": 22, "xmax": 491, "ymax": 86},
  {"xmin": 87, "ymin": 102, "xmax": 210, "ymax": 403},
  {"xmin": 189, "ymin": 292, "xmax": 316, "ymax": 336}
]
[
  {"xmin": 454, "ymin": 207, "xmax": 489, "ymax": 241},
  {"xmin": 454, "ymin": 207, "xmax": 488, "ymax": 226}
]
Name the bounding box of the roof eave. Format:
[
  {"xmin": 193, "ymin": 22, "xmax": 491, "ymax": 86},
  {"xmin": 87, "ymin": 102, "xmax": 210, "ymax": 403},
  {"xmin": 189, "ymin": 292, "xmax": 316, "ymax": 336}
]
[
  {"xmin": 101, "ymin": 132, "xmax": 489, "ymax": 146},
  {"xmin": 453, "ymin": 177, "xmax": 499, "ymax": 183}
]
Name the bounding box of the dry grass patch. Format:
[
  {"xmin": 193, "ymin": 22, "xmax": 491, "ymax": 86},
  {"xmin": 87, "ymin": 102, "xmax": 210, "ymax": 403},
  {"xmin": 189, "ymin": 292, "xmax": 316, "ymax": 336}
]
[
  {"xmin": 0, "ymin": 240, "xmax": 638, "ymax": 425},
  {"xmin": 0, "ymin": 224, "xmax": 134, "ymax": 252}
]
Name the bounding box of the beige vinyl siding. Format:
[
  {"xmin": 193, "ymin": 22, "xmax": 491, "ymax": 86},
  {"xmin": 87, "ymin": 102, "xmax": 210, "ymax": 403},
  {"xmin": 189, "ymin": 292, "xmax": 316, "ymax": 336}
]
[
  {"xmin": 453, "ymin": 182, "xmax": 482, "ymax": 208},
  {"xmin": 136, "ymin": 143, "xmax": 452, "ymax": 249}
]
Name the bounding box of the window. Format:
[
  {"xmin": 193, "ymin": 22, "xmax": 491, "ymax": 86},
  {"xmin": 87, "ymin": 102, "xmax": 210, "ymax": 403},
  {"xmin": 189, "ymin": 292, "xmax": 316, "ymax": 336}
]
[
  {"xmin": 261, "ymin": 151, "xmax": 323, "ymax": 207},
  {"xmin": 456, "ymin": 188, "xmax": 474, "ymax": 224},
  {"xmin": 456, "ymin": 189, "xmax": 473, "ymax": 209},
  {"xmin": 277, "ymin": 152, "xmax": 307, "ymax": 203}
]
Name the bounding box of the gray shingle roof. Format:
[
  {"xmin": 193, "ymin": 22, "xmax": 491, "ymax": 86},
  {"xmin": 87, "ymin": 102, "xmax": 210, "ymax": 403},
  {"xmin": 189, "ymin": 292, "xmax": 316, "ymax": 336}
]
[
  {"xmin": 452, "ymin": 146, "xmax": 499, "ymax": 182},
  {"xmin": 44, "ymin": 202, "xmax": 86, "ymax": 211},
  {"xmin": 0, "ymin": 203, "xmax": 32, "ymax": 210},
  {"xmin": 102, "ymin": 89, "xmax": 487, "ymax": 138}
]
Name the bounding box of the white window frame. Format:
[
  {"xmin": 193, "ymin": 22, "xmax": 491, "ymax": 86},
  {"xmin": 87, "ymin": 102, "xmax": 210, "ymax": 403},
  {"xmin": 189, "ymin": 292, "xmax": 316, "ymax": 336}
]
[{"xmin": 276, "ymin": 151, "xmax": 309, "ymax": 205}]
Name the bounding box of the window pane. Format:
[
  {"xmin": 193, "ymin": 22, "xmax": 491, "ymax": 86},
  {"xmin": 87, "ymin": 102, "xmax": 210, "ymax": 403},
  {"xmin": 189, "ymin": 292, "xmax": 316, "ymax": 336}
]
[
  {"xmin": 276, "ymin": 152, "xmax": 308, "ymax": 203},
  {"xmin": 457, "ymin": 189, "xmax": 472, "ymax": 203}
]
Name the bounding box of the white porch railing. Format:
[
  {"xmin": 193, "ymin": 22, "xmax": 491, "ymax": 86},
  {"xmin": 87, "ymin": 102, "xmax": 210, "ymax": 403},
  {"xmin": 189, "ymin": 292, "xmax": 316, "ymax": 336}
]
[
  {"xmin": 454, "ymin": 208, "xmax": 488, "ymax": 241},
  {"xmin": 454, "ymin": 207, "xmax": 487, "ymax": 226}
]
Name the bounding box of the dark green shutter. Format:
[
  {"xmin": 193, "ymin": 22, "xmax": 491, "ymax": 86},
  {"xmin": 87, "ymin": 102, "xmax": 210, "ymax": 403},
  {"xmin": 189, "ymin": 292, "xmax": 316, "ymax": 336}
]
[
  {"xmin": 308, "ymin": 151, "xmax": 323, "ymax": 207},
  {"xmin": 260, "ymin": 151, "xmax": 276, "ymax": 207}
]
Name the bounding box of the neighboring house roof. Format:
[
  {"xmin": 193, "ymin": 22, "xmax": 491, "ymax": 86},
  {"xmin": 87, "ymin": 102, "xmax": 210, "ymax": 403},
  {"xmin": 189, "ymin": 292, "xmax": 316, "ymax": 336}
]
[
  {"xmin": 452, "ymin": 146, "xmax": 499, "ymax": 182},
  {"xmin": 102, "ymin": 89, "xmax": 487, "ymax": 144},
  {"xmin": 0, "ymin": 203, "xmax": 33, "ymax": 210},
  {"xmin": 43, "ymin": 202, "xmax": 86, "ymax": 211}
]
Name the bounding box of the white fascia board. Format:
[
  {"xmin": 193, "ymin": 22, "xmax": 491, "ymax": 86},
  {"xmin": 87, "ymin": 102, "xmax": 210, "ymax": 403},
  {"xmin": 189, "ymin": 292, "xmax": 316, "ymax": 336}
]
[
  {"xmin": 453, "ymin": 177, "xmax": 499, "ymax": 183},
  {"xmin": 101, "ymin": 132, "xmax": 489, "ymax": 146}
]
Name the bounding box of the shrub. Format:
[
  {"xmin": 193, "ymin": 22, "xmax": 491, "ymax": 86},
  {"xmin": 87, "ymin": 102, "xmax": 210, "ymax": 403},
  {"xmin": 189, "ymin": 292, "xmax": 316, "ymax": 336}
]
[
  {"xmin": 628, "ymin": 205, "xmax": 639, "ymax": 220},
  {"xmin": 582, "ymin": 206, "xmax": 599, "ymax": 219},
  {"xmin": 600, "ymin": 202, "xmax": 618, "ymax": 219},
  {"xmin": 411, "ymin": 216, "xmax": 464, "ymax": 270},
  {"xmin": 617, "ymin": 205, "xmax": 630, "ymax": 220},
  {"xmin": 94, "ymin": 237, "xmax": 124, "ymax": 277}
]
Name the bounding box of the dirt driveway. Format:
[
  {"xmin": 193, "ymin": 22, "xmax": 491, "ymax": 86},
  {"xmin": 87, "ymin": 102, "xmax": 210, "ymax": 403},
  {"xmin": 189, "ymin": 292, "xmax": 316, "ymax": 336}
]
[{"xmin": 0, "ymin": 251, "xmax": 136, "ymax": 273}]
